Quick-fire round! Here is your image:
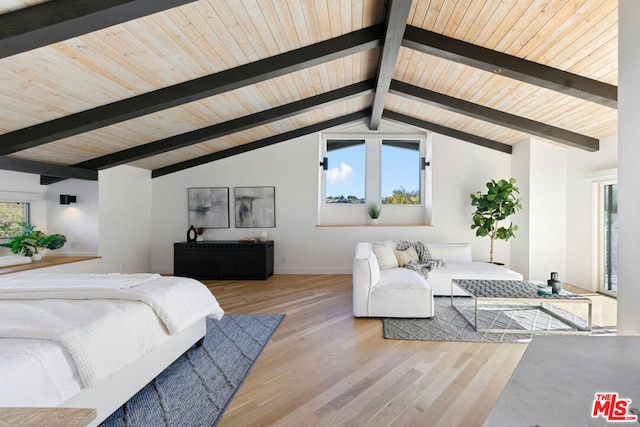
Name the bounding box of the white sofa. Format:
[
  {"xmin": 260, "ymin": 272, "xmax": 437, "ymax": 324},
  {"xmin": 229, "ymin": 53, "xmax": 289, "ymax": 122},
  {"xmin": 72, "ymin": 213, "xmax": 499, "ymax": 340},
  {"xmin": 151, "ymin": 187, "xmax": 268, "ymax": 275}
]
[{"xmin": 352, "ymin": 241, "xmax": 523, "ymax": 318}]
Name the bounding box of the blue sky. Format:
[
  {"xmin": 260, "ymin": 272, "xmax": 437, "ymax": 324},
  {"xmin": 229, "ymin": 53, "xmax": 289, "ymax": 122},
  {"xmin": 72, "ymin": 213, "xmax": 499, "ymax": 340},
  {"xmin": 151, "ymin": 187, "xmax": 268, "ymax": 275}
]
[{"xmin": 326, "ymin": 144, "xmax": 419, "ymax": 199}]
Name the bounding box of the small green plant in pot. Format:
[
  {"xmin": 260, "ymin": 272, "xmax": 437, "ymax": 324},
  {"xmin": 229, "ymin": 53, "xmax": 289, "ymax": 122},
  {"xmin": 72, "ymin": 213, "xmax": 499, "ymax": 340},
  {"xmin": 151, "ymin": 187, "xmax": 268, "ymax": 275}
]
[
  {"xmin": 1, "ymin": 221, "xmax": 67, "ymax": 258},
  {"xmin": 367, "ymin": 202, "xmax": 382, "ymax": 224},
  {"xmin": 470, "ymin": 178, "xmax": 522, "ymax": 264}
]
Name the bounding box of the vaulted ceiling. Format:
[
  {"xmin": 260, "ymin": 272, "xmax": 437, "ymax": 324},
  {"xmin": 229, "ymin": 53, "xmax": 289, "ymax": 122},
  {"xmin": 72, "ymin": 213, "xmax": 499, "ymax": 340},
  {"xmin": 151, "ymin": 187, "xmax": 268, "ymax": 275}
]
[{"xmin": 0, "ymin": 0, "xmax": 618, "ymax": 183}]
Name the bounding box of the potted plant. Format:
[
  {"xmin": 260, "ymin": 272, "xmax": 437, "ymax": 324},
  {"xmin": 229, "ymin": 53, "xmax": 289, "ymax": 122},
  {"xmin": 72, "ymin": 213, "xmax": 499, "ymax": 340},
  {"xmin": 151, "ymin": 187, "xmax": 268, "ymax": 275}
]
[
  {"xmin": 470, "ymin": 178, "xmax": 522, "ymax": 264},
  {"xmin": 1, "ymin": 222, "xmax": 67, "ymax": 260},
  {"xmin": 367, "ymin": 202, "xmax": 382, "ymax": 224}
]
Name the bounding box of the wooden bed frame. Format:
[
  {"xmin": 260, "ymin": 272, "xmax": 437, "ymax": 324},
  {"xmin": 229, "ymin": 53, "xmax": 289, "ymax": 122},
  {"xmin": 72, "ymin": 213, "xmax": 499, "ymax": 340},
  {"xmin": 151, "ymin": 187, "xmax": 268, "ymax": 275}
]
[{"xmin": 59, "ymin": 317, "xmax": 207, "ymax": 426}]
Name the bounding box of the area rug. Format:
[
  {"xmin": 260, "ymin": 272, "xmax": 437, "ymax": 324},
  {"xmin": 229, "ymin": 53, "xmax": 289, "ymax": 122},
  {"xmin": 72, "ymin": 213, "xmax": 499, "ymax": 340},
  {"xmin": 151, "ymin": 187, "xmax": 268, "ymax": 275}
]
[
  {"xmin": 383, "ymin": 297, "xmax": 612, "ymax": 343},
  {"xmin": 101, "ymin": 313, "xmax": 284, "ymax": 427}
]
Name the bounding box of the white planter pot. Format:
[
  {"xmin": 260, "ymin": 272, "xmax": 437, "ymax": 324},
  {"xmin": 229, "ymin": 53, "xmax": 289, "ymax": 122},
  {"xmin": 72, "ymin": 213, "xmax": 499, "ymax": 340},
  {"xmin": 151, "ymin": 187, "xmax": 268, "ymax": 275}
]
[{"xmin": 31, "ymin": 253, "xmax": 42, "ymax": 261}]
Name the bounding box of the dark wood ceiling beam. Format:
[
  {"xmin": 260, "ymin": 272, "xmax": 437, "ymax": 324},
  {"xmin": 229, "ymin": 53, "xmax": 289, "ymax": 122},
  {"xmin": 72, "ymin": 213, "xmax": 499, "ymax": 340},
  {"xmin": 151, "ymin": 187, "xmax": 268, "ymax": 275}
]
[
  {"xmin": 390, "ymin": 80, "xmax": 599, "ymax": 151},
  {"xmin": 382, "ymin": 110, "xmax": 512, "ymax": 154},
  {"xmin": 68, "ymin": 80, "xmax": 375, "ymax": 171},
  {"xmin": 0, "ymin": 25, "xmax": 383, "ymax": 155},
  {"xmin": 0, "ymin": 156, "xmax": 97, "ymax": 180},
  {"xmin": 152, "ymin": 110, "xmax": 370, "ymax": 178},
  {"xmin": 0, "ymin": 0, "xmax": 196, "ymax": 59},
  {"xmin": 369, "ymin": 0, "xmax": 412, "ymax": 130},
  {"xmin": 402, "ymin": 25, "xmax": 617, "ymax": 109}
]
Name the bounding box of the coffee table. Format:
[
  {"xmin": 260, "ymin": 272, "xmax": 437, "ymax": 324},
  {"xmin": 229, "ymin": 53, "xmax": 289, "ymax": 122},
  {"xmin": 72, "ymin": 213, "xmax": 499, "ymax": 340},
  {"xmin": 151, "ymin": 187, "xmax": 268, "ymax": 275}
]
[{"xmin": 451, "ymin": 279, "xmax": 593, "ymax": 334}]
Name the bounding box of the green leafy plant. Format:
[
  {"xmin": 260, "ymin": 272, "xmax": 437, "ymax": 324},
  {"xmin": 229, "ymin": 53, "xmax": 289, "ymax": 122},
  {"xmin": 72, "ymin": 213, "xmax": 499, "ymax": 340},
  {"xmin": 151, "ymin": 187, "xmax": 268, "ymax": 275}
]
[
  {"xmin": 1, "ymin": 221, "xmax": 67, "ymax": 257},
  {"xmin": 367, "ymin": 202, "xmax": 382, "ymax": 219},
  {"xmin": 470, "ymin": 178, "xmax": 522, "ymax": 264}
]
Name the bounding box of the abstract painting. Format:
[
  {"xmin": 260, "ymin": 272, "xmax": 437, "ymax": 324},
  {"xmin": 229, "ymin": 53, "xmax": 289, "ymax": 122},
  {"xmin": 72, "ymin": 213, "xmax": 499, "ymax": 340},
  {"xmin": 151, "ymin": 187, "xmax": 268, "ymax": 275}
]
[
  {"xmin": 234, "ymin": 186, "xmax": 275, "ymax": 228},
  {"xmin": 188, "ymin": 187, "xmax": 230, "ymax": 228}
]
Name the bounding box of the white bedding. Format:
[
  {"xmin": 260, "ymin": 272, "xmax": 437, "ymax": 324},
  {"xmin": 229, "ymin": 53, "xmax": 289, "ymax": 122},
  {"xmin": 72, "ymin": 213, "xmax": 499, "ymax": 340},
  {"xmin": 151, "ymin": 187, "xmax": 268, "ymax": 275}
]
[
  {"xmin": 0, "ymin": 273, "xmax": 224, "ymax": 334},
  {"xmin": 0, "ymin": 338, "xmax": 81, "ymax": 407},
  {"xmin": 0, "ymin": 273, "xmax": 224, "ymax": 399}
]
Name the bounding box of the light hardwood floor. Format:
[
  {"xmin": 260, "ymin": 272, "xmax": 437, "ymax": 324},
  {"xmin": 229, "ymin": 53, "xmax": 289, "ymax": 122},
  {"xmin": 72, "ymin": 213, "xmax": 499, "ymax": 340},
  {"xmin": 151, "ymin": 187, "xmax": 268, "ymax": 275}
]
[{"xmin": 203, "ymin": 275, "xmax": 616, "ymax": 427}]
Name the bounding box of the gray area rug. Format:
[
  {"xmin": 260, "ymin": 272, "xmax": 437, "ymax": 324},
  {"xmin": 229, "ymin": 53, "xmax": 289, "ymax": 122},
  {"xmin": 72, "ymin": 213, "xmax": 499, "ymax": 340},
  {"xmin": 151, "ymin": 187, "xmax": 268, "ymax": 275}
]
[
  {"xmin": 383, "ymin": 297, "xmax": 611, "ymax": 343},
  {"xmin": 101, "ymin": 313, "xmax": 284, "ymax": 427}
]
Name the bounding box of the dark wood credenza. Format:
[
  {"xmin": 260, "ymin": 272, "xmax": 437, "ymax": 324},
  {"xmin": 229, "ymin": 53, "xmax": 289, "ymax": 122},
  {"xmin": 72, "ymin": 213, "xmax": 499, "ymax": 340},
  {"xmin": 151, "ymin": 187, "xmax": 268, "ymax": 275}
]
[{"xmin": 173, "ymin": 240, "xmax": 274, "ymax": 280}]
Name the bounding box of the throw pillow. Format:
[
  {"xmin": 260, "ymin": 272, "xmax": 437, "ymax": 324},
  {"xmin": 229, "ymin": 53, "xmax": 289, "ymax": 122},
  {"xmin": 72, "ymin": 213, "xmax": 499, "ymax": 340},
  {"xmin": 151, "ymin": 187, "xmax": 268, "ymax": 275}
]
[
  {"xmin": 394, "ymin": 246, "xmax": 419, "ymax": 267},
  {"xmin": 371, "ymin": 244, "xmax": 399, "ymax": 270}
]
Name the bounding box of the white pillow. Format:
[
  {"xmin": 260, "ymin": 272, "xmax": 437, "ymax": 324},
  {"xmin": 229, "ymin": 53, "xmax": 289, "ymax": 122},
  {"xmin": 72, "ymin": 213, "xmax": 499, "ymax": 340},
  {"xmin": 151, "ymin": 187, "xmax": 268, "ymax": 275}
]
[
  {"xmin": 371, "ymin": 244, "xmax": 399, "ymax": 270},
  {"xmin": 394, "ymin": 246, "xmax": 419, "ymax": 267}
]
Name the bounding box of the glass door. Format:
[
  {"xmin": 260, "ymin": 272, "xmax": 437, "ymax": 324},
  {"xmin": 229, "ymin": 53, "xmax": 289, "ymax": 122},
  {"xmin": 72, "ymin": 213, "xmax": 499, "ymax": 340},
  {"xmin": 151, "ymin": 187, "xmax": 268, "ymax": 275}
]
[{"xmin": 601, "ymin": 183, "xmax": 618, "ymax": 295}]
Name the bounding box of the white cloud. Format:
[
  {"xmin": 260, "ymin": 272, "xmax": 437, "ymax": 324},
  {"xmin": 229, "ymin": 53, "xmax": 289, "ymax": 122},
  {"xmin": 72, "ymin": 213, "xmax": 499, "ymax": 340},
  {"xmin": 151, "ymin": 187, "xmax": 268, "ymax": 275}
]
[{"xmin": 326, "ymin": 162, "xmax": 353, "ymax": 185}]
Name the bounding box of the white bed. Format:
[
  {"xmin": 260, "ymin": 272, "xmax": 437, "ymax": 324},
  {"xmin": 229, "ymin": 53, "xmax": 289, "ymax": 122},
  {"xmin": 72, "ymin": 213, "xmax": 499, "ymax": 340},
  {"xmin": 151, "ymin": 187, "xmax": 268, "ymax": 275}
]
[{"xmin": 0, "ymin": 272, "xmax": 224, "ymax": 426}]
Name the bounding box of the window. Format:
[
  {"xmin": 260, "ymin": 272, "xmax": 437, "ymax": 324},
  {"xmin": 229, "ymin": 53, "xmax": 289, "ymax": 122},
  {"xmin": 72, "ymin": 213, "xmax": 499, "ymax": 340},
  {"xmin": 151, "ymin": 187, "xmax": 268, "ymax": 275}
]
[
  {"xmin": 319, "ymin": 133, "xmax": 431, "ymax": 225},
  {"xmin": 0, "ymin": 202, "xmax": 30, "ymax": 238},
  {"xmin": 381, "ymin": 140, "xmax": 421, "ymax": 204},
  {"xmin": 325, "ymin": 140, "xmax": 365, "ymax": 204}
]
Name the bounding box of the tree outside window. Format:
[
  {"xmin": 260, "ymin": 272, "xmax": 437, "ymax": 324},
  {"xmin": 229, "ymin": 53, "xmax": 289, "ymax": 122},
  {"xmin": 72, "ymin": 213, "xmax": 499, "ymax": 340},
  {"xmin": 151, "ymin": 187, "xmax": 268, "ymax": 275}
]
[
  {"xmin": 0, "ymin": 202, "xmax": 30, "ymax": 238},
  {"xmin": 381, "ymin": 140, "xmax": 421, "ymax": 204}
]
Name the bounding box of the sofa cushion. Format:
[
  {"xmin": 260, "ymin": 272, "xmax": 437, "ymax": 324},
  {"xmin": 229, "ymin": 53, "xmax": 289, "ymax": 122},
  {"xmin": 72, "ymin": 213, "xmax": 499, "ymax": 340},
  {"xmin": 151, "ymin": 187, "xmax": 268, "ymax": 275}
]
[
  {"xmin": 394, "ymin": 247, "xmax": 419, "ymax": 267},
  {"xmin": 427, "ymin": 243, "xmax": 472, "ymax": 263},
  {"xmin": 371, "ymin": 244, "xmax": 399, "ymax": 270},
  {"xmin": 368, "ymin": 268, "xmax": 434, "ymax": 318}
]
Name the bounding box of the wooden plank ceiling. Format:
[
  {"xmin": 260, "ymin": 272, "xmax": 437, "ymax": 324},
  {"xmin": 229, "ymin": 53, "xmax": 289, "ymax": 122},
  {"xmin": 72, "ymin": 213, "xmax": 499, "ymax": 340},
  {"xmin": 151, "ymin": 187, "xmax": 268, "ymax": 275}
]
[{"xmin": 0, "ymin": 0, "xmax": 618, "ymax": 181}]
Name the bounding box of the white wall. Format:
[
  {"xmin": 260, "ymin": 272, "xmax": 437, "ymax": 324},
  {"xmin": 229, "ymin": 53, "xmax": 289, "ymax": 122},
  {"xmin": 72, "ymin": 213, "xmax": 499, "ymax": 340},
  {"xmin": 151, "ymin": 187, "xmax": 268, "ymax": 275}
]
[
  {"xmin": 46, "ymin": 179, "xmax": 99, "ymax": 256},
  {"xmin": 431, "ymin": 133, "xmax": 513, "ymax": 263},
  {"xmin": 94, "ymin": 166, "xmax": 152, "ymax": 273},
  {"xmin": 618, "ymin": 0, "xmax": 640, "ymax": 335},
  {"xmin": 510, "ymin": 142, "xmax": 531, "ymax": 279},
  {"xmin": 511, "ymin": 139, "xmax": 568, "ymax": 282},
  {"xmin": 150, "ymin": 119, "xmax": 513, "ymax": 274},
  {"xmin": 565, "ymin": 136, "xmax": 618, "ymax": 290}
]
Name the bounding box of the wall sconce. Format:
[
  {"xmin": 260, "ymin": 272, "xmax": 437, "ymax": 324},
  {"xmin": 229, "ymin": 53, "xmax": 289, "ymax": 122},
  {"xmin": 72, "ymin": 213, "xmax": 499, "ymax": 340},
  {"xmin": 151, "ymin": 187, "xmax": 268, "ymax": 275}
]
[
  {"xmin": 421, "ymin": 157, "xmax": 431, "ymax": 170},
  {"xmin": 320, "ymin": 157, "xmax": 329, "ymax": 170},
  {"xmin": 60, "ymin": 194, "xmax": 77, "ymax": 205}
]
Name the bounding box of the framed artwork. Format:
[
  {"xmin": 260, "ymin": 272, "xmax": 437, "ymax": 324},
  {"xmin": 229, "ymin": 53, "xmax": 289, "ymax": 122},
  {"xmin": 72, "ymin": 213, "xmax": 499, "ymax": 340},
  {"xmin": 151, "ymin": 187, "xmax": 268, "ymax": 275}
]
[
  {"xmin": 188, "ymin": 187, "xmax": 230, "ymax": 228},
  {"xmin": 234, "ymin": 186, "xmax": 276, "ymax": 228}
]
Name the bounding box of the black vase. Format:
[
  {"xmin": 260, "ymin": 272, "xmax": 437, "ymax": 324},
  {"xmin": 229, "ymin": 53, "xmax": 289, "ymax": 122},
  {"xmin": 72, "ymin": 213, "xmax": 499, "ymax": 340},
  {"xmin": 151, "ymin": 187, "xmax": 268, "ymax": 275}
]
[
  {"xmin": 548, "ymin": 272, "xmax": 562, "ymax": 294},
  {"xmin": 187, "ymin": 226, "xmax": 197, "ymax": 242}
]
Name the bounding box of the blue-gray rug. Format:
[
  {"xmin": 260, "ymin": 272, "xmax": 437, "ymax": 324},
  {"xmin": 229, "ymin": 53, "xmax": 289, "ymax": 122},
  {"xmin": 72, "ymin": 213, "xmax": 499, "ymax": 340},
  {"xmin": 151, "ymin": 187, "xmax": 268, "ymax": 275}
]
[
  {"xmin": 383, "ymin": 297, "xmax": 612, "ymax": 343},
  {"xmin": 101, "ymin": 313, "xmax": 284, "ymax": 427}
]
